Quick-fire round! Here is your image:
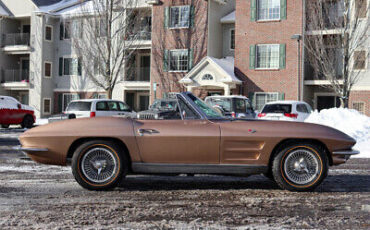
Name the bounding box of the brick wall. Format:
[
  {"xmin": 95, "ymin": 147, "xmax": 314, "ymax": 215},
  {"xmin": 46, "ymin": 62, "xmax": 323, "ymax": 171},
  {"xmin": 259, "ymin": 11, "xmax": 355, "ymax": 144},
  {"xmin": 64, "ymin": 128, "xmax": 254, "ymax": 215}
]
[
  {"xmin": 235, "ymin": 0, "xmax": 304, "ymax": 101},
  {"xmin": 150, "ymin": 0, "xmax": 208, "ymax": 102},
  {"xmin": 349, "ymin": 91, "xmax": 370, "ymax": 116}
]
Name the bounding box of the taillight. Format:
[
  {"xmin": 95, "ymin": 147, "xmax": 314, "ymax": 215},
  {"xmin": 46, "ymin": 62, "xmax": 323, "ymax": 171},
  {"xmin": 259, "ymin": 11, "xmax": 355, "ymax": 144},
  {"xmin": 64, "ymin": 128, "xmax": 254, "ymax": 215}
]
[
  {"xmin": 284, "ymin": 113, "xmax": 298, "ymax": 118},
  {"xmin": 90, "ymin": 112, "xmax": 96, "ymax": 117},
  {"xmin": 258, "ymin": 113, "xmax": 266, "ymax": 118},
  {"xmin": 231, "ymin": 112, "xmax": 236, "ymax": 118}
]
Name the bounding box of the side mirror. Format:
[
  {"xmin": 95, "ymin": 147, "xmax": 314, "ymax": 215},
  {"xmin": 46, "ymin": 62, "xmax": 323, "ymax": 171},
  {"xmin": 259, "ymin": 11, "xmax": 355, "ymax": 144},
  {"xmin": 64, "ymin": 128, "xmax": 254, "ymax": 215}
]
[{"xmin": 17, "ymin": 104, "xmax": 21, "ymax": 109}]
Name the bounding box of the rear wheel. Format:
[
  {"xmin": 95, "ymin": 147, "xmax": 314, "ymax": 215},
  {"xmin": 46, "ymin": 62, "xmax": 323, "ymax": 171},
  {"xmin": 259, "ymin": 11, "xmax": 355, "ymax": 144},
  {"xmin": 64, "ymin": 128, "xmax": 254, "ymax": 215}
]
[
  {"xmin": 1, "ymin": 124, "xmax": 10, "ymax": 129},
  {"xmin": 21, "ymin": 115, "xmax": 34, "ymax": 129},
  {"xmin": 272, "ymin": 143, "xmax": 328, "ymax": 192},
  {"xmin": 72, "ymin": 140, "xmax": 127, "ymax": 190}
]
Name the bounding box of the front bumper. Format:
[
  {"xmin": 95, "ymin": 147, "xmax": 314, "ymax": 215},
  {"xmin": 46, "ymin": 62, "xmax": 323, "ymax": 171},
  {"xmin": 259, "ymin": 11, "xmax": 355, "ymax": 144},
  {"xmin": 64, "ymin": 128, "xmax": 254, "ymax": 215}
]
[
  {"xmin": 332, "ymin": 149, "xmax": 360, "ymax": 164},
  {"xmin": 14, "ymin": 146, "xmax": 48, "ymax": 152}
]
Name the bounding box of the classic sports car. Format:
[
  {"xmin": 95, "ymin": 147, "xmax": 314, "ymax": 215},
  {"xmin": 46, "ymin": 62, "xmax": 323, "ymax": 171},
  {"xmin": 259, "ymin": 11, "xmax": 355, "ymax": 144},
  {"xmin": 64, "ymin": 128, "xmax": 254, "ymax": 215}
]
[{"xmin": 19, "ymin": 92, "xmax": 359, "ymax": 191}]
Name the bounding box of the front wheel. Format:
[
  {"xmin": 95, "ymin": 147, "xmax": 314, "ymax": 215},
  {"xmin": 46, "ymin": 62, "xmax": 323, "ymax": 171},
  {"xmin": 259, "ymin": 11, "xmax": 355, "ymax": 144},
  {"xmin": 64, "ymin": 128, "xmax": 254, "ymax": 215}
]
[
  {"xmin": 272, "ymin": 143, "xmax": 328, "ymax": 192},
  {"xmin": 72, "ymin": 140, "xmax": 127, "ymax": 190}
]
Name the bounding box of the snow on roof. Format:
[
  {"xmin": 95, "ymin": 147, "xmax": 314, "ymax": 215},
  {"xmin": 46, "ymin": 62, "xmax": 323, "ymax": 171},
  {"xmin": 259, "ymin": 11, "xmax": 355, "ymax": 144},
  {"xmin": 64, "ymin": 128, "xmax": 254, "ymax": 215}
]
[
  {"xmin": 209, "ymin": 56, "xmax": 241, "ymax": 83},
  {"xmin": 0, "ymin": 3, "xmax": 10, "ymax": 16},
  {"xmin": 38, "ymin": 0, "xmax": 82, "ymax": 13},
  {"xmin": 32, "ymin": 0, "xmax": 62, "ymax": 7},
  {"xmin": 56, "ymin": 0, "xmax": 95, "ymax": 16},
  {"xmin": 220, "ymin": 10, "xmax": 235, "ymax": 23}
]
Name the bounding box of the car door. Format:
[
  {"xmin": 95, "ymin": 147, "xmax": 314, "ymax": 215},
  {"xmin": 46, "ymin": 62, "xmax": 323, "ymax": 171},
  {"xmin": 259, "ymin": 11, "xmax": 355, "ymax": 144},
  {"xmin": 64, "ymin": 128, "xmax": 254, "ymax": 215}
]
[
  {"xmin": 95, "ymin": 101, "xmax": 109, "ymax": 117},
  {"xmin": 296, "ymin": 104, "xmax": 309, "ymax": 121},
  {"xmin": 133, "ymin": 97, "xmax": 220, "ymax": 164}
]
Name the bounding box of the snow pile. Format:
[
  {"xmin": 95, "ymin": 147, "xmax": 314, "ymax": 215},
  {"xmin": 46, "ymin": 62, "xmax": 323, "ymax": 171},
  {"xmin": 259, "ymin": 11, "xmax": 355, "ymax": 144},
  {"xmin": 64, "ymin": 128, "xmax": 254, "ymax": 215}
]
[
  {"xmin": 305, "ymin": 108, "xmax": 370, "ymax": 158},
  {"xmin": 35, "ymin": 118, "xmax": 49, "ymax": 126}
]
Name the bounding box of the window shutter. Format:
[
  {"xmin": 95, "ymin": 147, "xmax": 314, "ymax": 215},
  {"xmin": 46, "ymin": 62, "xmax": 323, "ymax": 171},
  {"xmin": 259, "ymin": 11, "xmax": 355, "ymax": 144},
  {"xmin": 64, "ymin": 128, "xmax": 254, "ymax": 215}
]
[
  {"xmin": 249, "ymin": 45, "xmax": 256, "ymax": 69},
  {"xmin": 248, "ymin": 92, "xmax": 255, "ymax": 108},
  {"xmin": 59, "ymin": 58, "xmax": 63, "ymax": 76},
  {"xmin": 163, "ymin": 50, "xmax": 169, "ymax": 72},
  {"xmin": 190, "ymin": 5, "xmax": 195, "ymax": 28},
  {"xmin": 279, "ymin": 44, "xmax": 286, "ymax": 69},
  {"xmin": 164, "ymin": 7, "xmax": 170, "ymax": 29},
  {"xmin": 60, "ymin": 22, "xmax": 64, "ymax": 40},
  {"xmin": 58, "ymin": 94, "xmax": 63, "ymax": 113},
  {"xmin": 280, "ymin": 0, "xmax": 287, "ymax": 20},
  {"xmin": 279, "ymin": 92, "xmax": 285, "ymax": 100},
  {"xmin": 78, "ymin": 58, "xmax": 82, "ymax": 76},
  {"xmin": 188, "ymin": 49, "xmax": 194, "ymax": 70},
  {"xmin": 250, "ymin": 0, "xmax": 257, "ymax": 21}
]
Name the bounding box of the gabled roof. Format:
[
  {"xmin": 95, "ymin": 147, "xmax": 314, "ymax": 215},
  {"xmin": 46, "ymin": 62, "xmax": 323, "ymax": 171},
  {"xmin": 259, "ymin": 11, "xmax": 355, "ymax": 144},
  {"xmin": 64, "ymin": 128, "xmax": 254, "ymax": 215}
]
[
  {"xmin": 221, "ymin": 10, "xmax": 235, "ymax": 23},
  {"xmin": 31, "ymin": 0, "xmax": 62, "ymax": 6},
  {"xmin": 180, "ymin": 56, "xmax": 241, "ymax": 85},
  {"xmin": 0, "ymin": 1, "xmax": 11, "ymax": 16},
  {"xmin": 38, "ymin": 0, "xmax": 84, "ymax": 13}
]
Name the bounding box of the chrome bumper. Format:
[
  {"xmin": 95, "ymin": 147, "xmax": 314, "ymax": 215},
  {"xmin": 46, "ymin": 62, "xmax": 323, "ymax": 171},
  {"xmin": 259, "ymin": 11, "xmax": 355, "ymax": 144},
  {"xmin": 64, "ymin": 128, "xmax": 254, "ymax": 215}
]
[
  {"xmin": 13, "ymin": 146, "xmax": 48, "ymax": 152},
  {"xmin": 333, "ymin": 149, "xmax": 360, "ymax": 155}
]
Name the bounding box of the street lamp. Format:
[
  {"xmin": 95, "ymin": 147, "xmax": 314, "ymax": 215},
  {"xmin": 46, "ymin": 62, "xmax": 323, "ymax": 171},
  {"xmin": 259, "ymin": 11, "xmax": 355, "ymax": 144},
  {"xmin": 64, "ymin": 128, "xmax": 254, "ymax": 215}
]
[{"xmin": 291, "ymin": 34, "xmax": 302, "ymax": 101}]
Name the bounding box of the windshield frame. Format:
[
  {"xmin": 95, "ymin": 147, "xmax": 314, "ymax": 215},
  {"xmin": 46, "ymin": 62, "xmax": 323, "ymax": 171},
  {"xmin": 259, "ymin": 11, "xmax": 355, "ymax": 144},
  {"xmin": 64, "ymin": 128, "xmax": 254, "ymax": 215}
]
[{"xmin": 179, "ymin": 92, "xmax": 226, "ymax": 120}]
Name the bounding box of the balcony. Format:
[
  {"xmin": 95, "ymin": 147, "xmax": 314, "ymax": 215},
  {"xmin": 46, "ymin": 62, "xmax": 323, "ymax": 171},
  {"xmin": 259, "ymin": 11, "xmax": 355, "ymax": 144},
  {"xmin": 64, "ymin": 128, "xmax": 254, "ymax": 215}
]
[
  {"xmin": 0, "ymin": 69, "xmax": 30, "ymax": 90},
  {"xmin": 123, "ymin": 67, "xmax": 151, "ymax": 90},
  {"xmin": 2, "ymin": 33, "xmax": 31, "ymax": 54}
]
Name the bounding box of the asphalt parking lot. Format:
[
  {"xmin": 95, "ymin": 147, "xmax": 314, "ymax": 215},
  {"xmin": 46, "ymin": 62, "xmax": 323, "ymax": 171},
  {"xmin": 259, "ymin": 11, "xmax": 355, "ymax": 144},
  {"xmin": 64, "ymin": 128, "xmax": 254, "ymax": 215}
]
[{"xmin": 0, "ymin": 128, "xmax": 369, "ymax": 229}]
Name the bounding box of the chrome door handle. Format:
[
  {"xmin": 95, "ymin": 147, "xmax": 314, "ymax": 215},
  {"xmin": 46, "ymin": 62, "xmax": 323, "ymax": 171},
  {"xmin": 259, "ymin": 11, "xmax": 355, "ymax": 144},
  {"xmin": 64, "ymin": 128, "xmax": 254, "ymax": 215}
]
[{"xmin": 138, "ymin": 129, "xmax": 160, "ymax": 136}]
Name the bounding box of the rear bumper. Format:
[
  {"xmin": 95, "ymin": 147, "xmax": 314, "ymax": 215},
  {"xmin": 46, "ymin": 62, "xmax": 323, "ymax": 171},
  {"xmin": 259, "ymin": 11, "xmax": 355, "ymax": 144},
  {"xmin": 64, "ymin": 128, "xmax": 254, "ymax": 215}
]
[{"xmin": 332, "ymin": 149, "xmax": 360, "ymax": 165}]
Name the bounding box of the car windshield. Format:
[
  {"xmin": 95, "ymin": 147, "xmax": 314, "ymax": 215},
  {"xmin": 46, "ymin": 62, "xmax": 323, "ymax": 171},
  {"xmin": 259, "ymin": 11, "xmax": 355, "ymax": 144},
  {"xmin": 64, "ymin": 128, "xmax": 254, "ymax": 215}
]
[
  {"xmin": 205, "ymin": 98, "xmax": 232, "ymax": 112},
  {"xmin": 187, "ymin": 94, "xmax": 224, "ymax": 119},
  {"xmin": 66, "ymin": 102, "xmax": 92, "ymax": 112},
  {"xmin": 151, "ymin": 100, "xmax": 177, "ymax": 111},
  {"xmin": 262, "ymin": 104, "xmax": 292, "ymax": 113}
]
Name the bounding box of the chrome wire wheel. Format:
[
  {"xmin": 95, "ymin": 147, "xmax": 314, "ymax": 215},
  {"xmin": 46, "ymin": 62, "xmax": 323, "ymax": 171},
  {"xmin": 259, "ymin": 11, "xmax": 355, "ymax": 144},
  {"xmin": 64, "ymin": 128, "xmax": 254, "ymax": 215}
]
[
  {"xmin": 283, "ymin": 149, "xmax": 321, "ymax": 185},
  {"xmin": 81, "ymin": 147, "xmax": 118, "ymax": 184}
]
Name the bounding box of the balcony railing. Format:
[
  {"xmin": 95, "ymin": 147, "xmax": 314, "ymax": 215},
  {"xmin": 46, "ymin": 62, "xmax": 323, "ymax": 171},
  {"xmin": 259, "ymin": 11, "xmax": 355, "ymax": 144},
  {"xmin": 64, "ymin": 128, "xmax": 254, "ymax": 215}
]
[
  {"xmin": 0, "ymin": 69, "xmax": 29, "ymax": 83},
  {"xmin": 126, "ymin": 30, "xmax": 151, "ymax": 41},
  {"xmin": 2, "ymin": 33, "xmax": 30, "ymax": 47},
  {"xmin": 125, "ymin": 67, "xmax": 150, "ymax": 82}
]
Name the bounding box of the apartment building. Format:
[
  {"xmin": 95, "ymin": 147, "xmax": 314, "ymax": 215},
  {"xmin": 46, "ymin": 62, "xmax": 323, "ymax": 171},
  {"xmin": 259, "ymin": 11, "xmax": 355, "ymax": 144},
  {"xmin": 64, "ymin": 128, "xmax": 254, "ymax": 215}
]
[
  {"xmin": 0, "ymin": 0, "xmax": 153, "ymax": 118},
  {"xmin": 1, "ymin": 0, "xmax": 369, "ymax": 117}
]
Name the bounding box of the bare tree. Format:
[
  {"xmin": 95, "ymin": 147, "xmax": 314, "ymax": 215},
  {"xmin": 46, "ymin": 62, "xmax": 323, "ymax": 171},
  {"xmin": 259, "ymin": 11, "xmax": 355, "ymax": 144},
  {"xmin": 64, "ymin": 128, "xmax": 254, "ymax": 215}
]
[
  {"xmin": 67, "ymin": 0, "xmax": 145, "ymax": 98},
  {"xmin": 151, "ymin": 0, "xmax": 208, "ymax": 96},
  {"xmin": 305, "ymin": 0, "xmax": 369, "ymax": 107}
]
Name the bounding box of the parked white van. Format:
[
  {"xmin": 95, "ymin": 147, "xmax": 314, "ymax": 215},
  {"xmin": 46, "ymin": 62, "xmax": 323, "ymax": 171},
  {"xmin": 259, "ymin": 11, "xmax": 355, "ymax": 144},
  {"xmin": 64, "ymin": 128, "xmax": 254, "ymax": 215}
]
[{"xmin": 65, "ymin": 99, "xmax": 136, "ymax": 118}]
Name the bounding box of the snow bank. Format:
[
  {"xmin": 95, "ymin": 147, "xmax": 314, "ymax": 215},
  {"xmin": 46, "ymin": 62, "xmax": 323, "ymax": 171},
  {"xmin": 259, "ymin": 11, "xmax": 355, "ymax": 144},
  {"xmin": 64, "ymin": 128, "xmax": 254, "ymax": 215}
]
[
  {"xmin": 35, "ymin": 118, "xmax": 49, "ymax": 126},
  {"xmin": 305, "ymin": 108, "xmax": 370, "ymax": 158}
]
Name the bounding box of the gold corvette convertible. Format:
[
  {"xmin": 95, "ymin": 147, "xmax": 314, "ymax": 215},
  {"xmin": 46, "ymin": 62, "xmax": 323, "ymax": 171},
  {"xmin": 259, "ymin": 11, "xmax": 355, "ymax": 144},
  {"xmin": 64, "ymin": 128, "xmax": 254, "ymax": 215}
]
[{"xmin": 19, "ymin": 92, "xmax": 359, "ymax": 191}]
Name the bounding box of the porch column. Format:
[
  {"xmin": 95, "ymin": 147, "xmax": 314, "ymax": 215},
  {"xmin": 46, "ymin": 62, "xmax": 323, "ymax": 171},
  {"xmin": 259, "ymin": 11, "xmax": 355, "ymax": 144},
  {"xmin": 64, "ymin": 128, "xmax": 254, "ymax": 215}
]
[
  {"xmin": 186, "ymin": 85, "xmax": 195, "ymax": 93},
  {"xmin": 224, "ymin": 84, "xmax": 231, "ymax": 96}
]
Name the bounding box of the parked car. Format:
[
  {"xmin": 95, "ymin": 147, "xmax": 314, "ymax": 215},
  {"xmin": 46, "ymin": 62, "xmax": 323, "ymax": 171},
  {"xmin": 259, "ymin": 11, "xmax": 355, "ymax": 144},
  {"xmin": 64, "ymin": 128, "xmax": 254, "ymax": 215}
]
[
  {"xmin": 49, "ymin": 99, "xmax": 136, "ymax": 123},
  {"xmin": 19, "ymin": 92, "xmax": 358, "ymax": 192},
  {"xmin": 137, "ymin": 98, "xmax": 180, "ymax": 120},
  {"xmin": 205, "ymin": 96, "xmax": 256, "ymax": 119},
  {"xmin": 257, "ymin": 101, "xmax": 312, "ymax": 122},
  {"xmin": 0, "ymin": 96, "xmax": 35, "ymax": 128}
]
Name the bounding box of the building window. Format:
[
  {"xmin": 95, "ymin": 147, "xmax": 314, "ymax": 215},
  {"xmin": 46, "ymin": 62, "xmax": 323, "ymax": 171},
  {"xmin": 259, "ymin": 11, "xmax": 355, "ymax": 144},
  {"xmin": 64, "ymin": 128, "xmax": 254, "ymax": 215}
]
[
  {"xmin": 202, "ymin": 74, "xmax": 214, "ymax": 80},
  {"xmin": 353, "ymin": 50, "xmax": 366, "ymax": 70},
  {"xmin": 45, "ymin": 25, "xmax": 53, "ymax": 41},
  {"xmin": 170, "ymin": 5, "xmax": 190, "ymax": 28},
  {"xmin": 59, "ymin": 57, "xmax": 82, "ymax": 76},
  {"xmin": 352, "ymin": 102, "xmax": 365, "ymax": 114},
  {"xmin": 257, "ymin": 0, "xmax": 280, "ymax": 21},
  {"xmin": 256, "ymin": 44, "xmax": 280, "ymax": 69},
  {"xmin": 43, "ymin": 98, "xmax": 51, "ymax": 114},
  {"xmin": 60, "ymin": 21, "xmax": 71, "ymax": 40},
  {"xmin": 355, "ymin": 0, "xmax": 367, "ymax": 18},
  {"xmin": 44, "ymin": 62, "xmax": 52, "ymax": 78},
  {"xmin": 254, "ymin": 92, "xmax": 279, "ymax": 111},
  {"xmin": 98, "ymin": 18, "xmax": 107, "ymax": 37},
  {"xmin": 169, "ymin": 49, "xmax": 189, "ymax": 72},
  {"xmin": 230, "ymin": 29, "xmax": 235, "ymax": 50},
  {"xmin": 63, "ymin": 93, "xmax": 80, "ymax": 111}
]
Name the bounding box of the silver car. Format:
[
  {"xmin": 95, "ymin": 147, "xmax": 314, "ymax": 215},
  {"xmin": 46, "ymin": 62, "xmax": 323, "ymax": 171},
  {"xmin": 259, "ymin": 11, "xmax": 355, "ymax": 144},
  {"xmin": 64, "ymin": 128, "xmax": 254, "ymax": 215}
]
[{"xmin": 205, "ymin": 96, "xmax": 256, "ymax": 119}]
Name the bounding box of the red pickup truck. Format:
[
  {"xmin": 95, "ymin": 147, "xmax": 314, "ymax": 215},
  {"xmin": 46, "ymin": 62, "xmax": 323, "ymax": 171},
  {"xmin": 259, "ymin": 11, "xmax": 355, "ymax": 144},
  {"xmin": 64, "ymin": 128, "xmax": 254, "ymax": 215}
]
[{"xmin": 0, "ymin": 96, "xmax": 35, "ymax": 128}]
